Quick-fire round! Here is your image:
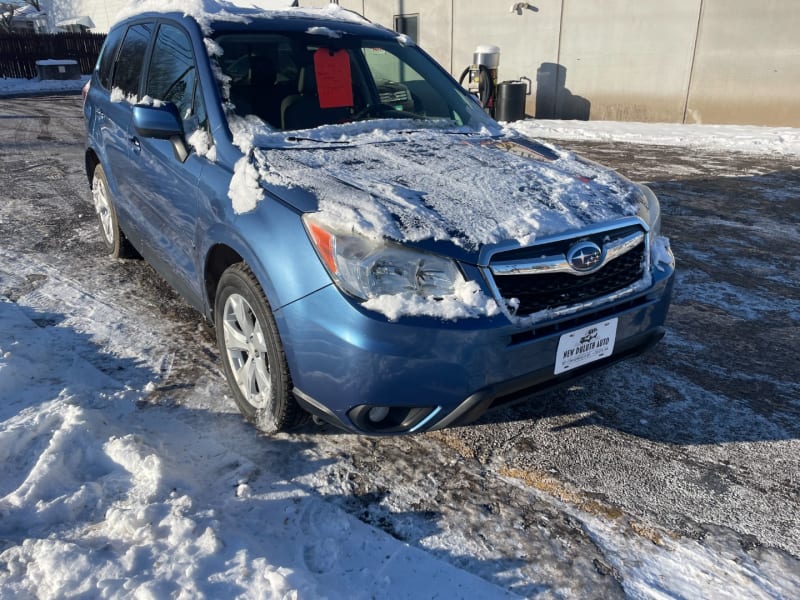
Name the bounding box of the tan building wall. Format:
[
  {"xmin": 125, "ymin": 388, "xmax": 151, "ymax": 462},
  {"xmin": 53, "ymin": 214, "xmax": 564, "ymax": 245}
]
[
  {"xmin": 685, "ymin": 0, "xmax": 800, "ymax": 126},
  {"xmin": 555, "ymin": 0, "xmax": 701, "ymax": 123}
]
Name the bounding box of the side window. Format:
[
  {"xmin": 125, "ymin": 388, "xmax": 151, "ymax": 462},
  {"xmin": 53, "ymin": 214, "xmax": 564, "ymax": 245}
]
[
  {"xmin": 97, "ymin": 26, "xmax": 125, "ymax": 90},
  {"xmin": 112, "ymin": 23, "xmax": 153, "ymax": 97},
  {"xmin": 192, "ymin": 82, "xmax": 207, "ymax": 131},
  {"xmin": 146, "ymin": 24, "xmax": 200, "ymax": 130}
]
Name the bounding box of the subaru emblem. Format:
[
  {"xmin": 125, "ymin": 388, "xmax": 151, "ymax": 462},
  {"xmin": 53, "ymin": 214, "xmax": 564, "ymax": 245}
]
[{"xmin": 567, "ymin": 241, "xmax": 603, "ymax": 272}]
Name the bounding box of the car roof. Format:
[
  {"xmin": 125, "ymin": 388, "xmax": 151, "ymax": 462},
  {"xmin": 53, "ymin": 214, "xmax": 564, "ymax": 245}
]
[
  {"xmin": 209, "ymin": 14, "xmax": 395, "ymax": 39},
  {"xmin": 112, "ymin": 5, "xmax": 397, "ymax": 42}
]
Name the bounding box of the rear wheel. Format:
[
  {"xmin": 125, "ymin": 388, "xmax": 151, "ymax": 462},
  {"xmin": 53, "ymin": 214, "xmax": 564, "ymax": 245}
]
[
  {"xmin": 214, "ymin": 263, "xmax": 306, "ymax": 433},
  {"xmin": 91, "ymin": 163, "xmax": 136, "ymax": 258}
]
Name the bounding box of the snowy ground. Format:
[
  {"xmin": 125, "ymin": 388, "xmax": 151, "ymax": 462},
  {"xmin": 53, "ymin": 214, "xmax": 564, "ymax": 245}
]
[
  {"xmin": 0, "ymin": 76, "xmax": 89, "ymax": 98},
  {"xmin": 1, "ymin": 93, "xmax": 799, "ymax": 598},
  {"xmin": 512, "ymin": 118, "xmax": 800, "ymax": 157},
  {"xmin": 0, "ymin": 294, "xmax": 514, "ymax": 598}
]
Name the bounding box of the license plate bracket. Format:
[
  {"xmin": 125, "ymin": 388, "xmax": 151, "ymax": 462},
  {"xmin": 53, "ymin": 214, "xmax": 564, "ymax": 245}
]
[{"xmin": 554, "ymin": 318, "xmax": 618, "ymax": 375}]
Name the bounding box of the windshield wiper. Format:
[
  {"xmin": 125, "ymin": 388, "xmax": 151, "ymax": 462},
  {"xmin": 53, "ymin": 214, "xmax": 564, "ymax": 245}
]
[{"xmin": 285, "ymin": 136, "xmax": 352, "ymax": 144}]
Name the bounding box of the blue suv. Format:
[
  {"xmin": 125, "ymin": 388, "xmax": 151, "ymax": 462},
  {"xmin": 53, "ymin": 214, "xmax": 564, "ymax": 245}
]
[{"xmin": 83, "ymin": 3, "xmax": 674, "ymax": 435}]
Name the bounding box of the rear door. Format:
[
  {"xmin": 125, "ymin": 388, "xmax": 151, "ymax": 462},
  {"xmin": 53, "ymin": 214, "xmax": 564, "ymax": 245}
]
[{"xmin": 100, "ymin": 21, "xmax": 154, "ymax": 250}]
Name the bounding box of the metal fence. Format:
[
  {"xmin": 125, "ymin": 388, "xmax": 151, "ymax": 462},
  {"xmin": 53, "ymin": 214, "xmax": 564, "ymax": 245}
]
[{"xmin": 0, "ymin": 32, "xmax": 106, "ymax": 79}]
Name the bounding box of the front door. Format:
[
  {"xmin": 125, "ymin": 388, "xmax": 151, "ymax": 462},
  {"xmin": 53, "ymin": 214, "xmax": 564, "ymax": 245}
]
[{"xmin": 126, "ymin": 22, "xmax": 210, "ymax": 307}]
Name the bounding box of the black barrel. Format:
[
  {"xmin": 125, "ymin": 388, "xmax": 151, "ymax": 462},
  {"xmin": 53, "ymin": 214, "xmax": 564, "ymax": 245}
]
[{"xmin": 495, "ymin": 80, "xmax": 528, "ymax": 122}]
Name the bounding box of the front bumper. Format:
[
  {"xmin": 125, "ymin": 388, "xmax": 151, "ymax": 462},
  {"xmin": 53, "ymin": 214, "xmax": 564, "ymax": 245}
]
[{"xmin": 276, "ymin": 263, "xmax": 674, "ymax": 434}]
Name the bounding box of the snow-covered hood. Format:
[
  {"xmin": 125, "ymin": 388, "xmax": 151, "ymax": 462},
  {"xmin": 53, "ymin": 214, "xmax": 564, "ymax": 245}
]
[{"xmin": 255, "ymin": 130, "xmax": 646, "ymax": 260}]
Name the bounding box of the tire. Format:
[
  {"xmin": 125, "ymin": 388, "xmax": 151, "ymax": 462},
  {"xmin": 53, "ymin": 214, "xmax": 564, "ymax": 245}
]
[
  {"xmin": 91, "ymin": 163, "xmax": 137, "ymax": 258},
  {"xmin": 214, "ymin": 263, "xmax": 307, "ymax": 433}
]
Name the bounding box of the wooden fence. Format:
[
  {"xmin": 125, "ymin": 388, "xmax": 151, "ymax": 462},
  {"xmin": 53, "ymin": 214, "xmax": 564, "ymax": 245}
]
[{"xmin": 0, "ymin": 32, "xmax": 106, "ymax": 79}]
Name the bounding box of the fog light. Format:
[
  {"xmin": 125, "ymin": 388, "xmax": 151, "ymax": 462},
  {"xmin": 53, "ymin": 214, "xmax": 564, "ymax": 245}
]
[
  {"xmin": 368, "ymin": 406, "xmax": 390, "ymax": 422},
  {"xmin": 348, "ymin": 405, "xmax": 441, "ymax": 434}
]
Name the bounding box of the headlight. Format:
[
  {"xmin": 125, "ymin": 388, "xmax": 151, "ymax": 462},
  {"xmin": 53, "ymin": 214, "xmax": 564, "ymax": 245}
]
[
  {"xmin": 637, "ymin": 184, "xmax": 662, "ymax": 239},
  {"xmin": 304, "ymin": 216, "xmax": 465, "ymax": 300},
  {"xmin": 637, "ymin": 184, "xmax": 674, "ymax": 270}
]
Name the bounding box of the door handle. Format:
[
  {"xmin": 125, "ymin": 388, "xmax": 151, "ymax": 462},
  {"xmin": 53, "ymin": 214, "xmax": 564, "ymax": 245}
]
[{"xmin": 130, "ymin": 137, "xmax": 141, "ymax": 153}]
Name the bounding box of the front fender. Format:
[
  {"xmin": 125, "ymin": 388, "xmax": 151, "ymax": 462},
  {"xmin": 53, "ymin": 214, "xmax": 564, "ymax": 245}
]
[{"xmin": 200, "ymin": 193, "xmax": 333, "ymax": 318}]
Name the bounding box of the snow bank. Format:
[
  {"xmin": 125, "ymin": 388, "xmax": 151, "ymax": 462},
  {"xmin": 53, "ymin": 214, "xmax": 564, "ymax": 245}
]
[
  {"xmin": 512, "ymin": 119, "xmax": 800, "ymax": 157},
  {"xmin": 0, "ymin": 76, "xmax": 89, "ymax": 97},
  {"xmin": 0, "ymin": 297, "xmax": 515, "ymax": 598}
]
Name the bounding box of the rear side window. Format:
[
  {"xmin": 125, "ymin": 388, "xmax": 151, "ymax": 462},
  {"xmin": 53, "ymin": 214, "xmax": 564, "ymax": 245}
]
[
  {"xmin": 112, "ymin": 23, "xmax": 153, "ymax": 97},
  {"xmin": 97, "ymin": 26, "xmax": 124, "ymax": 90}
]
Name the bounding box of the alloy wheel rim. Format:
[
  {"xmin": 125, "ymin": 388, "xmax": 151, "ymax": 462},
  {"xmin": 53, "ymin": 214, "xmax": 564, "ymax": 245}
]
[
  {"xmin": 222, "ymin": 293, "xmax": 271, "ymax": 410},
  {"xmin": 92, "ymin": 176, "xmax": 114, "ymax": 244}
]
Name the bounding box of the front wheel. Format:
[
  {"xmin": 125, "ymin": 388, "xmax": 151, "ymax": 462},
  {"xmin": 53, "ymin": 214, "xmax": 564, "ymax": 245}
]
[{"xmin": 214, "ymin": 263, "xmax": 306, "ymax": 433}]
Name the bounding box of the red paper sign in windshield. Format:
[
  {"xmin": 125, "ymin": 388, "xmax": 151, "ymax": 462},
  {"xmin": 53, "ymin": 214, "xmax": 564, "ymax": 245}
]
[{"xmin": 313, "ymin": 48, "xmax": 354, "ymax": 109}]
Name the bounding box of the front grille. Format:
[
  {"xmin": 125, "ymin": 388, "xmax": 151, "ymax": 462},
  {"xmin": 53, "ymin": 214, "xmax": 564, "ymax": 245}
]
[
  {"xmin": 490, "ymin": 229, "xmax": 647, "ymax": 316},
  {"xmin": 494, "ymin": 225, "xmax": 641, "ymax": 263}
]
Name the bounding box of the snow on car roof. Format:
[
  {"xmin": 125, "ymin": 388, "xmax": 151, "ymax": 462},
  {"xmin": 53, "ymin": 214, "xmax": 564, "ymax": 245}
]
[{"xmin": 115, "ymin": 0, "xmax": 370, "ymax": 34}]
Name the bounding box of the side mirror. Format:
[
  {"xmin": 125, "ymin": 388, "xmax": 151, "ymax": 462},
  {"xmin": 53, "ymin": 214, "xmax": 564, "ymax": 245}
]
[
  {"xmin": 132, "ymin": 103, "xmax": 189, "ymax": 162},
  {"xmin": 132, "ymin": 103, "xmax": 183, "ymax": 138}
]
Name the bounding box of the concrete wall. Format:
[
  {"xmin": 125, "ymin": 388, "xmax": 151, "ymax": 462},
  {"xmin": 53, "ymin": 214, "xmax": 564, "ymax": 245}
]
[
  {"xmin": 685, "ymin": 0, "xmax": 800, "ymax": 126},
  {"xmin": 555, "ymin": 0, "xmax": 701, "ymax": 123}
]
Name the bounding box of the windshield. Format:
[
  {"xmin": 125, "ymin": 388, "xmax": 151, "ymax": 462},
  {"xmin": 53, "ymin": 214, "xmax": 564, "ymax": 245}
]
[{"xmin": 213, "ymin": 30, "xmax": 496, "ymax": 133}]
